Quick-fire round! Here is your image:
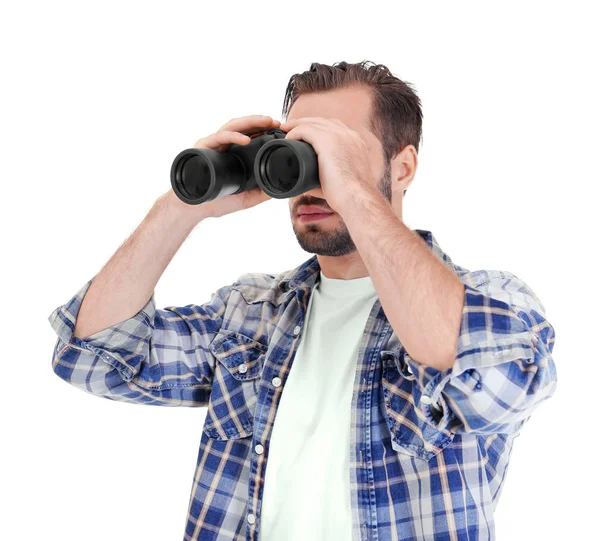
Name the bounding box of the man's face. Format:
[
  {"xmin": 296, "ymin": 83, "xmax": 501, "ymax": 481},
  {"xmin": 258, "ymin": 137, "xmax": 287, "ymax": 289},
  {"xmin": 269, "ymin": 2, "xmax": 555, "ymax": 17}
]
[{"xmin": 285, "ymin": 85, "xmax": 391, "ymax": 257}]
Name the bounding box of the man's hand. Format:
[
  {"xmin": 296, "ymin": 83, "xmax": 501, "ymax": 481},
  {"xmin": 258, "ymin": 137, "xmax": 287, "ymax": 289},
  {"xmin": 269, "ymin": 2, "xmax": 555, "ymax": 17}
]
[
  {"xmin": 167, "ymin": 115, "xmax": 280, "ymax": 220},
  {"xmin": 279, "ymin": 116, "xmax": 377, "ymax": 215}
]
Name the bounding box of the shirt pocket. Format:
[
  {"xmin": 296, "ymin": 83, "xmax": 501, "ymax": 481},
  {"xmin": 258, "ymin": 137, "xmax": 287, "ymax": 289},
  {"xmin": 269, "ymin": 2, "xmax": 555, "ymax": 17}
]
[
  {"xmin": 203, "ymin": 329, "xmax": 268, "ymax": 440},
  {"xmin": 380, "ymin": 348, "xmax": 455, "ymax": 461}
]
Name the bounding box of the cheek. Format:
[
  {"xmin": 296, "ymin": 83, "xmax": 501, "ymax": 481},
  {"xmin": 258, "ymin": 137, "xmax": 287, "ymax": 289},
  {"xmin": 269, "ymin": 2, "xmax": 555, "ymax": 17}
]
[
  {"xmin": 366, "ymin": 159, "xmax": 383, "ymax": 185},
  {"xmin": 366, "ymin": 146, "xmax": 383, "ymax": 173}
]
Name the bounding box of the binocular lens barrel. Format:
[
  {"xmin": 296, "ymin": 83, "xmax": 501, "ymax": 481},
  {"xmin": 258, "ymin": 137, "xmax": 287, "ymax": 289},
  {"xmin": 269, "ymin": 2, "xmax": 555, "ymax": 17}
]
[
  {"xmin": 260, "ymin": 146, "xmax": 300, "ymax": 193},
  {"xmin": 179, "ymin": 155, "xmax": 211, "ymax": 200},
  {"xmin": 171, "ymin": 148, "xmax": 246, "ymax": 205}
]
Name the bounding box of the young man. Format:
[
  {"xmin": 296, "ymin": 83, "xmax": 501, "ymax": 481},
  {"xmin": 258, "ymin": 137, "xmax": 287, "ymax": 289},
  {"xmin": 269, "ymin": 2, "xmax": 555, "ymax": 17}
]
[{"xmin": 48, "ymin": 60, "xmax": 557, "ymax": 541}]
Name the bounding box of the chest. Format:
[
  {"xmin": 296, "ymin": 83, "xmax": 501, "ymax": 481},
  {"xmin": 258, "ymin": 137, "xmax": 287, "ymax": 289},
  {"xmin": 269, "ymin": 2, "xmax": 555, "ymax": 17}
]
[{"xmin": 201, "ymin": 289, "xmax": 455, "ymax": 462}]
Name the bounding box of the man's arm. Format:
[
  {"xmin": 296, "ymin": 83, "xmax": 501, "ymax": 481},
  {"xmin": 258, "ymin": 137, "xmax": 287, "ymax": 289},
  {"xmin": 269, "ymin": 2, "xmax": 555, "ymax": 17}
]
[
  {"xmin": 73, "ymin": 190, "xmax": 208, "ymax": 339},
  {"xmin": 341, "ymin": 188, "xmax": 557, "ymax": 435},
  {"xmin": 341, "ymin": 186, "xmax": 464, "ymax": 372},
  {"xmin": 47, "ymin": 190, "xmax": 229, "ymax": 407},
  {"xmin": 48, "ymin": 115, "xmax": 279, "ymax": 406}
]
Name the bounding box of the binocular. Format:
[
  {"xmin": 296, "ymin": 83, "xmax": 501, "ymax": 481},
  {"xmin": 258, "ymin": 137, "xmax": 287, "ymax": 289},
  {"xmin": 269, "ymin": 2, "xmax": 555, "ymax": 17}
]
[{"xmin": 170, "ymin": 128, "xmax": 320, "ymax": 205}]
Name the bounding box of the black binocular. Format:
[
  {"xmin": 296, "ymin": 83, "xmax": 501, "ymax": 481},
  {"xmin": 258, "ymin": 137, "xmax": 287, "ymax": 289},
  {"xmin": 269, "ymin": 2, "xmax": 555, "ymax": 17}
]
[{"xmin": 170, "ymin": 128, "xmax": 321, "ymax": 205}]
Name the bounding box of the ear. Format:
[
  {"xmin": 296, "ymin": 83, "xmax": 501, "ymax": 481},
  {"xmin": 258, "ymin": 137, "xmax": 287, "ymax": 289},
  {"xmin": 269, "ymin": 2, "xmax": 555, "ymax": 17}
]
[{"xmin": 391, "ymin": 145, "xmax": 418, "ymax": 193}]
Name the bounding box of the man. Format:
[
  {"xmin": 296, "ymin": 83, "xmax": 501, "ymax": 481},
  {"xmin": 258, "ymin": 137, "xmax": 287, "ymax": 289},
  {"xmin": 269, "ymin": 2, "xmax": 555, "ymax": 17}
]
[{"xmin": 48, "ymin": 60, "xmax": 557, "ymax": 541}]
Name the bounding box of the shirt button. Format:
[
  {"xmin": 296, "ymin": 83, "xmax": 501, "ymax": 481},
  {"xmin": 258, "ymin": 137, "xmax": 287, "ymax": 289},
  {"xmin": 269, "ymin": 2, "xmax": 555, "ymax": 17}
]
[
  {"xmin": 247, "ymin": 513, "xmax": 256, "ymax": 524},
  {"xmin": 293, "ymin": 325, "xmax": 301, "ymax": 335},
  {"xmin": 255, "ymin": 444, "xmax": 264, "ymax": 455},
  {"xmin": 272, "ymin": 377, "xmax": 282, "ymax": 387},
  {"xmin": 238, "ymin": 363, "xmax": 248, "ymax": 374},
  {"xmin": 420, "ymin": 394, "xmax": 432, "ymax": 404}
]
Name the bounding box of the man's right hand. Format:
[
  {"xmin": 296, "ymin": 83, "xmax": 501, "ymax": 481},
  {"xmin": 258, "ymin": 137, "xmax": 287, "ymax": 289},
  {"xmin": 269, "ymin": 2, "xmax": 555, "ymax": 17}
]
[{"xmin": 164, "ymin": 115, "xmax": 281, "ymax": 220}]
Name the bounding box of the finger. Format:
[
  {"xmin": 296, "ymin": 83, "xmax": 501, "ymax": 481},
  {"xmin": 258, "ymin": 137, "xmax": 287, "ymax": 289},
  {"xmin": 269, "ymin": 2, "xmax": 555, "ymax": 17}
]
[
  {"xmin": 284, "ymin": 123, "xmax": 326, "ymax": 141},
  {"xmin": 193, "ymin": 130, "xmax": 250, "ymax": 149},
  {"xmin": 219, "ymin": 115, "xmax": 278, "ymax": 134},
  {"xmin": 246, "ymin": 126, "xmax": 276, "ymax": 138},
  {"xmin": 244, "ymin": 120, "xmax": 282, "ymax": 139}
]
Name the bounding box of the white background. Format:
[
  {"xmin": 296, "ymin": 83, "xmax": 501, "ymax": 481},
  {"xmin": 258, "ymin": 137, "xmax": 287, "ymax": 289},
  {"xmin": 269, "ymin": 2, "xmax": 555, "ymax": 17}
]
[{"xmin": 2, "ymin": 1, "xmax": 597, "ymax": 539}]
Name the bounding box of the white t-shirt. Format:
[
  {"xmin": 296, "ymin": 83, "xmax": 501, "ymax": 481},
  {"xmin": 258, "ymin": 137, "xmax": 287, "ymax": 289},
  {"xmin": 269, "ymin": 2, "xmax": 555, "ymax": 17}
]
[{"xmin": 259, "ymin": 269, "xmax": 379, "ymax": 540}]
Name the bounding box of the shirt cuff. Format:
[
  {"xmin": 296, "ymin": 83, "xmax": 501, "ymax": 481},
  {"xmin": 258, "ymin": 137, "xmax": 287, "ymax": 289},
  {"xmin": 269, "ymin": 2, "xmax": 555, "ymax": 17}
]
[
  {"xmin": 402, "ymin": 282, "xmax": 554, "ymax": 434},
  {"xmin": 47, "ymin": 277, "xmax": 156, "ymax": 382}
]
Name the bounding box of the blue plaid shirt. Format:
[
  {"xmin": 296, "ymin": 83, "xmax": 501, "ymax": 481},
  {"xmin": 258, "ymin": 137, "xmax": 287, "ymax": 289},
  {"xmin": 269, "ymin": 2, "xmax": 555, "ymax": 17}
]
[{"xmin": 48, "ymin": 229, "xmax": 557, "ymax": 541}]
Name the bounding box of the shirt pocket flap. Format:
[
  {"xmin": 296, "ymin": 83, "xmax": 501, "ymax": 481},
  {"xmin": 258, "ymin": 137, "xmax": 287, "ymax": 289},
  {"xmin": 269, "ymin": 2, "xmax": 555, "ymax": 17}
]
[
  {"xmin": 209, "ymin": 329, "xmax": 268, "ymax": 381},
  {"xmin": 381, "ymin": 350, "xmax": 455, "ymax": 461},
  {"xmin": 380, "ymin": 347, "xmax": 416, "ymax": 382},
  {"xmin": 203, "ymin": 330, "xmax": 267, "ymax": 441}
]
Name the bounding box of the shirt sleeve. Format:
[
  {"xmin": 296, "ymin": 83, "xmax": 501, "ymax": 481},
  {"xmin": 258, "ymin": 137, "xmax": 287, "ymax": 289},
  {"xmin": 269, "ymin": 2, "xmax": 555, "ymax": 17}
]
[
  {"xmin": 48, "ymin": 276, "xmax": 235, "ymax": 407},
  {"xmin": 400, "ymin": 269, "xmax": 557, "ymax": 435}
]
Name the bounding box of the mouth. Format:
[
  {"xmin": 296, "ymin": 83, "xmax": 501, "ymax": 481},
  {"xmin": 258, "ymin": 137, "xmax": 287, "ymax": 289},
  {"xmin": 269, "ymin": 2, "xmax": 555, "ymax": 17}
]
[{"xmin": 297, "ymin": 212, "xmax": 335, "ymax": 222}]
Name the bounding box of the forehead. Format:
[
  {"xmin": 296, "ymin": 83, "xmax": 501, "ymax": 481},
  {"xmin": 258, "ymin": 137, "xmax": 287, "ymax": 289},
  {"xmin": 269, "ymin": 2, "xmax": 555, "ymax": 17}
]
[{"xmin": 287, "ymin": 84, "xmax": 374, "ymax": 137}]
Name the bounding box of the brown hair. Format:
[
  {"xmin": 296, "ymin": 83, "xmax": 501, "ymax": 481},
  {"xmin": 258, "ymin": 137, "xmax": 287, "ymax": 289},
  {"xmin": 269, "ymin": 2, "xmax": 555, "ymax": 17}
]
[{"xmin": 282, "ymin": 60, "xmax": 423, "ymax": 198}]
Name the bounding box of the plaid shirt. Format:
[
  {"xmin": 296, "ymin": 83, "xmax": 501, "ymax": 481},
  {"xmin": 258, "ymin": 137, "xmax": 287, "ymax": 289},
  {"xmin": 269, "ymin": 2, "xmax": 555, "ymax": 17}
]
[{"xmin": 48, "ymin": 229, "xmax": 557, "ymax": 541}]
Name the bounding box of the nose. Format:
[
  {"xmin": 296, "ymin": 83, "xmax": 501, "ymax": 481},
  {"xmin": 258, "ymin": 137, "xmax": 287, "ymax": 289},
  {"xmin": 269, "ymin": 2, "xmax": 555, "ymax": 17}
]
[
  {"xmin": 300, "ymin": 186, "xmax": 326, "ymax": 202},
  {"xmin": 290, "ymin": 187, "xmax": 327, "ymax": 208}
]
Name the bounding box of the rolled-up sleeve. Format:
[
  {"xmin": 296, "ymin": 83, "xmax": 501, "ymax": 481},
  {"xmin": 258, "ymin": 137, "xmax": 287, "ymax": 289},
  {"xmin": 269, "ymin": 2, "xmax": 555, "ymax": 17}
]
[
  {"xmin": 48, "ymin": 277, "xmax": 234, "ymax": 407},
  {"xmin": 401, "ymin": 270, "xmax": 557, "ymax": 435}
]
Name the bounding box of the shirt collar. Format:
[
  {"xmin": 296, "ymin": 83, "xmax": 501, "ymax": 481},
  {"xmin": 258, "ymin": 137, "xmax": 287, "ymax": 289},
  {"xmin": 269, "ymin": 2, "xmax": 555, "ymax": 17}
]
[{"xmin": 278, "ymin": 229, "xmax": 461, "ymax": 294}]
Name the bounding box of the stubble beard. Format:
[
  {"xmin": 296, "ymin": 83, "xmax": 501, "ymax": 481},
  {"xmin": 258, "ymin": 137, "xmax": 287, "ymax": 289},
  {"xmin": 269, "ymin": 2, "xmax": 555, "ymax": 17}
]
[{"xmin": 291, "ymin": 162, "xmax": 392, "ymax": 257}]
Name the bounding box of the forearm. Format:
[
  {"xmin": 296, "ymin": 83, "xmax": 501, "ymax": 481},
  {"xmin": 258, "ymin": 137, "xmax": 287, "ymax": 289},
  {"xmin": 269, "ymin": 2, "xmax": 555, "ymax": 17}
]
[
  {"xmin": 73, "ymin": 190, "xmax": 209, "ymax": 339},
  {"xmin": 341, "ymin": 186, "xmax": 464, "ymax": 371}
]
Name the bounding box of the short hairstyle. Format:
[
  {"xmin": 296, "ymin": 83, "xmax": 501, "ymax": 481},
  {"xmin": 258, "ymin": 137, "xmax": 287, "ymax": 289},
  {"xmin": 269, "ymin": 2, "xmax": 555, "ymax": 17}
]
[{"xmin": 282, "ymin": 60, "xmax": 423, "ymax": 198}]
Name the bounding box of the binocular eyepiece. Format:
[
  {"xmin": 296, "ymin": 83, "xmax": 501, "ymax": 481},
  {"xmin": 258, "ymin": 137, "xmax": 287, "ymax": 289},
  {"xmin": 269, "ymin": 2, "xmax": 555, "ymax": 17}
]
[{"xmin": 170, "ymin": 128, "xmax": 320, "ymax": 205}]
